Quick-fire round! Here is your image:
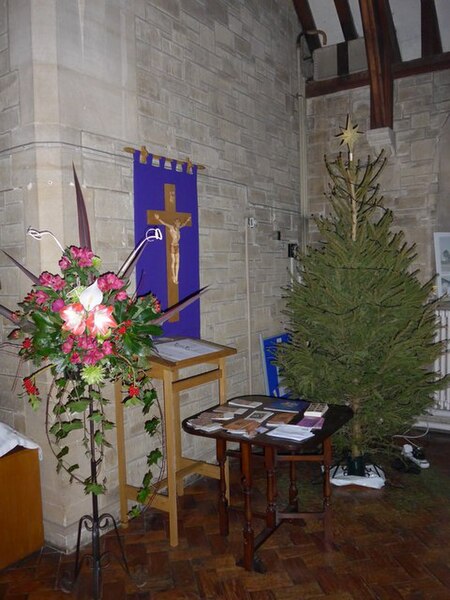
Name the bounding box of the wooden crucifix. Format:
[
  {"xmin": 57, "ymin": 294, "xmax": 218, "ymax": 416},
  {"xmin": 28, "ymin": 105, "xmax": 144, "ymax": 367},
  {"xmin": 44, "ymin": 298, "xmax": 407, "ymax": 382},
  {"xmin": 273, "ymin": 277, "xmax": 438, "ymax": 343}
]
[{"xmin": 147, "ymin": 184, "xmax": 192, "ymax": 322}]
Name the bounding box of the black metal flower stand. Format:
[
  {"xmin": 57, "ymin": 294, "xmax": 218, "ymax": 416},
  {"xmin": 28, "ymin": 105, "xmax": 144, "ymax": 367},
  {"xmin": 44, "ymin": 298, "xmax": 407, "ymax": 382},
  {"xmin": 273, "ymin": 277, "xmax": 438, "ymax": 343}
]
[{"xmin": 60, "ymin": 398, "xmax": 135, "ymax": 599}]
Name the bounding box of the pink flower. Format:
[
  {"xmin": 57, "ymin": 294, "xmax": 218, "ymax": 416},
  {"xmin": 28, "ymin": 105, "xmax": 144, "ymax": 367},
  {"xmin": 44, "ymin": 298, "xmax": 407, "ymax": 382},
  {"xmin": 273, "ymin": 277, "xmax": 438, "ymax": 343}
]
[
  {"xmin": 77, "ymin": 334, "xmax": 97, "ymax": 350},
  {"xmin": 61, "ymin": 337, "xmax": 74, "ymax": 354},
  {"xmin": 51, "ymin": 275, "xmax": 66, "ymax": 291},
  {"xmin": 70, "ymin": 352, "xmax": 81, "ymax": 364},
  {"xmin": 85, "ymin": 305, "xmax": 117, "ymax": 336},
  {"xmin": 69, "ymin": 246, "xmax": 94, "ymax": 267},
  {"xmin": 60, "ymin": 303, "xmax": 86, "ymax": 336},
  {"xmin": 98, "ymin": 273, "xmax": 124, "ymax": 292},
  {"xmin": 83, "ymin": 348, "xmax": 104, "ymax": 365},
  {"xmin": 115, "ymin": 290, "xmax": 128, "ymax": 301},
  {"xmin": 39, "ymin": 272, "xmax": 53, "ymax": 286},
  {"xmin": 59, "ymin": 256, "xmax": 71, "ymax": 270},
  {"xmin": 102, "ymin": 340, "xmax": 114, "ymax": 355},
  {"xmin": 51, "ymin": 298, "xmax": 65, "ymax": 312},
  {"xmin": 35, "ymin": 290, "xmax": 49, "ymax": 305}
]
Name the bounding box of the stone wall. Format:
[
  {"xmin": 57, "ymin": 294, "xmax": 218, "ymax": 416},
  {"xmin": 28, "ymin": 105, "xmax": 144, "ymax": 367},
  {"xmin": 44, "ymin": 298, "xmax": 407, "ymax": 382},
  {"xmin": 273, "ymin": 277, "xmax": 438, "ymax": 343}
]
[{"xmin": 0, "ymin": 0, "xmax": 300, "ymax": 550}]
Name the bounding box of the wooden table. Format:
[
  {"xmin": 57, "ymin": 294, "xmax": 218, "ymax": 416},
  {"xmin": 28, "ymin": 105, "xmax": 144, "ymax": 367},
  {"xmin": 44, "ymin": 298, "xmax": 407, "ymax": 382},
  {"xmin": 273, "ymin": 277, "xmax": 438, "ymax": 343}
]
[
  {"xmin": 115, "ymin": 339, "xmax": 236, "ymax": 546},
  {"xmin": 182, "ymin": 395, "xmax": 353, "ymax": 571}
]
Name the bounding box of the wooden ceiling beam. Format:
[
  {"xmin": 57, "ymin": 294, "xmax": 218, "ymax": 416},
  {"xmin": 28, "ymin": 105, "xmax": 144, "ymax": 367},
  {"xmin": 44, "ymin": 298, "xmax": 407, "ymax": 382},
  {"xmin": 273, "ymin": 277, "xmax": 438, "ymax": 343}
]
[
  {"xmin": 359, "ymin": 0, "xmax": 393, "ymax": 129},
  {"xmin": 292, "ymin": 0, "xmax": 322, "ymax": 54},
  {"xmin": 333, "ymin": 0, "xmax": 358, "ymax": 41},
  {"xmin": 306, "ymin": 51, "xmax": 450, "ymax": 98},
  {"xmin": 421, "ymin": 0, "xmax": 442, "ymax": 57}
]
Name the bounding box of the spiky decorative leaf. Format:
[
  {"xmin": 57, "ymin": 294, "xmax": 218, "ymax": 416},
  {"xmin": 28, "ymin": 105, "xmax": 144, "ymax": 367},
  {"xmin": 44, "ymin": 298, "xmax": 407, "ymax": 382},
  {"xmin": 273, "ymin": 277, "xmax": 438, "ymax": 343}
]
[
  {"xmin": 154, "ymin": 286, "xmax": 209, "ymax": 325},
  {"xmin": 72, "ymin": 164, "xmax": 92, "ymax": 250},
  {"xmin": 0, "ymin": 304, "xmax": 17, "ymax": 323},
  {"xmin": 2, "ymin": 250, "xmax": 40, "ymax": 284}
]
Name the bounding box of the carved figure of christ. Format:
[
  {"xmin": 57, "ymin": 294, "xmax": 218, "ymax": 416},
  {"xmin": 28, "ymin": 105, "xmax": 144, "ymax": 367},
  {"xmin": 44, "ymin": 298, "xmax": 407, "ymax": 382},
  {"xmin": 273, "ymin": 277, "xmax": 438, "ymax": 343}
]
[{"xmin": 147, "ymin": 184, "xmax": 192, "ymax": 322}]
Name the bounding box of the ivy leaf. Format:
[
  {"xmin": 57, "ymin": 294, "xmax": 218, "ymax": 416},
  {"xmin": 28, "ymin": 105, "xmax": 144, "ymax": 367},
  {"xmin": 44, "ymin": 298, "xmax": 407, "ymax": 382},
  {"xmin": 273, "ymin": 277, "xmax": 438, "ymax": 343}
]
[
  {"xmin": 94, "ymin": 430, "xmax": 104, "ymax": 446},
  {"xmin": 147, "ymin": 448, "xmax": 162, "ymax": 466},
  {"xmin": 61, "ymin": 420, "xmax": 83, "ymax": 434},
  {"xmin": 84, "ymin": 482, "xmax": 106, "ymax": 495},
  {"xmin": 128, "ymin": 505, "xmax": 141, "ymax": 519},
  {"xmin": 142, "ymin": 472, "xmax": 152, "ymax": 488},
  {"xmin": 145, "ymin": 418, "xmax": 159, "ymax": 435},
  {"xmin": 56, "ymin": 446, "xmax": 69, "ymax": 460},
  {"xmin": 136, "ymin": 487, "xmax": 150, "ymax": 504},
  {"xmin": 88, "ymin": 411, "xmax": 104, "ymax": 423},
  {"xmin": 123, "ymin": 396, "xmax": 142, "ymax": 407},
  {"xmin": 66, "ymin": 400, "xmax": 90, "ymax": 413}
]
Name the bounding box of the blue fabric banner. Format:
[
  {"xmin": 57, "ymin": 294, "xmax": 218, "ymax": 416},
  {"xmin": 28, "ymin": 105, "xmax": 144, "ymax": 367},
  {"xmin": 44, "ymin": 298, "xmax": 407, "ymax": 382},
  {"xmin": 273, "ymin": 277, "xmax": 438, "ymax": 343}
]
[{"xmin": 133, "ymin": 151, "xmax": 200, "ymax": 338}]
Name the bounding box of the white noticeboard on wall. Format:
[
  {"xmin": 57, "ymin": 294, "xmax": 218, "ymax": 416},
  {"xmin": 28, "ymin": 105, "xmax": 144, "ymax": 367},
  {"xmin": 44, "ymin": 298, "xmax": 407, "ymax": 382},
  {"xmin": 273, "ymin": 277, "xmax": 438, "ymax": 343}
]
[{"xmin": 433, "ymin": 232, "xmax": 450, "ymax": 297}]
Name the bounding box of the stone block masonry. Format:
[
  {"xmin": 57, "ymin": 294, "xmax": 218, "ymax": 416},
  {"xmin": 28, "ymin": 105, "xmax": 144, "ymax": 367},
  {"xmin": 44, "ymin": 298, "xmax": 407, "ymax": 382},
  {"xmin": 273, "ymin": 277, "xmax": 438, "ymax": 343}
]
[{"xmin": 0, "ymin": 0, "xmax": 300, "ymax": 551}]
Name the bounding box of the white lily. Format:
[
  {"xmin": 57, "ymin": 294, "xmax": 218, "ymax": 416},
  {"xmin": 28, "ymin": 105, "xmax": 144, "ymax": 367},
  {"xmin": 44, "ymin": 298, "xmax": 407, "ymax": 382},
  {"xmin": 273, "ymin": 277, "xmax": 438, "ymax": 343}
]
[{"xmin": 79, "ymin": 280, "xmax": 103, "ymax": 311}]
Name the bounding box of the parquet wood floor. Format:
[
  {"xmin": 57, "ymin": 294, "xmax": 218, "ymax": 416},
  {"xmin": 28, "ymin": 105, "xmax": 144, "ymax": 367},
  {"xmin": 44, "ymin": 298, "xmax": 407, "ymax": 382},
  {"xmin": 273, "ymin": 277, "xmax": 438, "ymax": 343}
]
[{"xmin": 1, "ymin": 431, "xmax": 450, "ymax": 599}]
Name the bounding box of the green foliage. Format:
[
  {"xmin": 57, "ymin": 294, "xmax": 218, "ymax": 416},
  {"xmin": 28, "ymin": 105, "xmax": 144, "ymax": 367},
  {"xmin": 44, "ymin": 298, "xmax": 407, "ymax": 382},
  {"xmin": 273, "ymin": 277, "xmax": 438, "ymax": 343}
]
[{"xmin": 277, "ymin": 145, "xmax": 447, "ymax": 459}]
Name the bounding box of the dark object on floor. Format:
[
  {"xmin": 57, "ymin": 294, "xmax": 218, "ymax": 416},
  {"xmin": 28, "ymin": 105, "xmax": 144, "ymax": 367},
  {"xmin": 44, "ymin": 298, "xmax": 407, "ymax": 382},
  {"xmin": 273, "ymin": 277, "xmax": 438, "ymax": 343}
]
[{"xmin": 391, "ymin": 456, "xmax": 421, "ymax": 474}]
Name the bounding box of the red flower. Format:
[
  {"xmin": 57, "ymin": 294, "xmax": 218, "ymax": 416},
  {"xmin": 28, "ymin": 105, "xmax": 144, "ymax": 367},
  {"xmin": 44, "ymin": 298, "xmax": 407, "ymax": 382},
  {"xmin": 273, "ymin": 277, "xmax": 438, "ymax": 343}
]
[
  {"xmin": 117, "ymin": 320, "xmax": 132, "ymax": 335},
  {"xmin": 23, "ymin": 377, "xmax": 39, "ymax": 396},
  {"xmin": 128, "ymin": 385, "xmax": 140, "ymax": 397},
  {"xmin": 22, "ymin": 338, "xmax": 32, "ymax": 349}
]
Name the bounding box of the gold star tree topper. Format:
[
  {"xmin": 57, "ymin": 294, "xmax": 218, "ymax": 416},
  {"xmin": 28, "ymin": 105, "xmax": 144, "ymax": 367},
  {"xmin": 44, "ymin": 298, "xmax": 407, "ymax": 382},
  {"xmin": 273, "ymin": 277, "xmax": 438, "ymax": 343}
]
[{"xmin": 336, "ymin": 115, "xmax": 363, "ymax": 157}]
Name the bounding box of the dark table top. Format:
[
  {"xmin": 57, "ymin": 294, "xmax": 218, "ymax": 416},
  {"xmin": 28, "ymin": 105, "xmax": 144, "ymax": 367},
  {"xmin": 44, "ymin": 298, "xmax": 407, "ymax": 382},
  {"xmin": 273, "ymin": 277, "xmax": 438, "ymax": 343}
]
[{"xmin": 182, "ymin": 394, "xmax": 353, "ymax": 453}]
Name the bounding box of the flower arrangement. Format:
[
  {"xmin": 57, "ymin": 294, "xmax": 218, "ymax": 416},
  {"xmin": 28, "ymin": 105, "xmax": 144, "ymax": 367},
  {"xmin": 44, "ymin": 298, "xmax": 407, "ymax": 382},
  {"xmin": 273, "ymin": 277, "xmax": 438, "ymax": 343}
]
[
  {"xmin": 19, "ymin": 247, "xmax": 162, "ymax": 394},
  {"xmin": 1, "ymin": 168, "xmax": 201, "ymax": 503}
]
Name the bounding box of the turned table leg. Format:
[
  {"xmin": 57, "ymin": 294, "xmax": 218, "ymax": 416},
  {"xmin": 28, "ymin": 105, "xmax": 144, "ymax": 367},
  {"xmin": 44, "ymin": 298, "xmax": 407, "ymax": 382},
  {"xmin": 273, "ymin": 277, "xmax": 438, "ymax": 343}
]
[
  {"xmin": 240, "ymin": 442, "xmax": 254, "ymax": 571},
  {"xmin": 264, "ymin": 446, "xmax": 277, "ymax": 529},
  {"xmin": 217, "ymin": 438, "xmax": 229, "ymax": 536}
]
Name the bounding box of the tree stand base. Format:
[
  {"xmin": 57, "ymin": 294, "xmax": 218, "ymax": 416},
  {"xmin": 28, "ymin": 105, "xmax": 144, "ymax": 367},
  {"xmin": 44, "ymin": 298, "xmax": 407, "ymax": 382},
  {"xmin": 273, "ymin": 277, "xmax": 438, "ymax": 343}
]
[
  {"xmin": 346, "ymin": 455, "xmax": 367, "ymax": 476},
  {"xmin": 331, "ymin": 460, "xmax": 385, "ymax": 489}
]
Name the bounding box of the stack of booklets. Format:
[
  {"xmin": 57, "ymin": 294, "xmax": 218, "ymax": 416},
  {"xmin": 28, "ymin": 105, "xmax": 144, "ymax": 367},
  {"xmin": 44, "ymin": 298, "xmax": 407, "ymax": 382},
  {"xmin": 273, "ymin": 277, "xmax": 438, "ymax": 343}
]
[
  {"xmin": 266, "ymin": 412, "xmax": 295, "ymax": 427},
  {"xmin": 296, "ymin": 415, "xmax": 325, "ymax": 429},
  {"xmin": 224, "ymin": 418, "xmax": 260, "ymax": 437},
  {"xmin": 267, "ymin": 424, "xmax": 315, "ymax": 441},
  {"xmin": 228, "ymin": 398, "xmax": 262, "ymax": 409},
  {"xmin": 304, "ymin": 403, "xmax": 328, "ymax": 417},
  {"xmin": 187, "ymin": 412, "xmax": 222, "ymax": 432}
]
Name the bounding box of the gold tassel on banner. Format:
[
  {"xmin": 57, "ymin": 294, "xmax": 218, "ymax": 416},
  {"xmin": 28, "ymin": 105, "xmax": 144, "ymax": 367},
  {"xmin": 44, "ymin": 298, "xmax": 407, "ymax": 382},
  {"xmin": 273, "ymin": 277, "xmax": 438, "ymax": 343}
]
[{"xmin": 123, "ymin": 146, "xmax": 205, "ymax": 173}]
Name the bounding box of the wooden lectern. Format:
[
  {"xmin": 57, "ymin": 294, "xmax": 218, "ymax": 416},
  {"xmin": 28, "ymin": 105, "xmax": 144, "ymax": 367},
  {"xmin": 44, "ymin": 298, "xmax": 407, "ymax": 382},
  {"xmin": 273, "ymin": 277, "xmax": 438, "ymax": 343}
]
[{"xmin": 115, "ymin": 339, "xmax": 236, "ymax": 546}]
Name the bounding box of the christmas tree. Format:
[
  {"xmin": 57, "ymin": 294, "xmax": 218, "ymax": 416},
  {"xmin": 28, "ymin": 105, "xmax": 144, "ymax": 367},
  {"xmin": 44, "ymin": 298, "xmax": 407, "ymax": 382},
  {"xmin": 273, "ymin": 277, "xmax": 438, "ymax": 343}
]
[{"xmin": 277, "ymin": 116, "xmax": 446, "ymax": 471}]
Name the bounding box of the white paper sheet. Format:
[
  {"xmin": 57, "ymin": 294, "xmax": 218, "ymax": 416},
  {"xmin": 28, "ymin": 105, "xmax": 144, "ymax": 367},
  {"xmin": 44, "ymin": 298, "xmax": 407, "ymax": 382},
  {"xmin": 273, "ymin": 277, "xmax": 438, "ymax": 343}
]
[{"xmin": 154, "ymin": 338, "xmax": 218, "ymax": 361}]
